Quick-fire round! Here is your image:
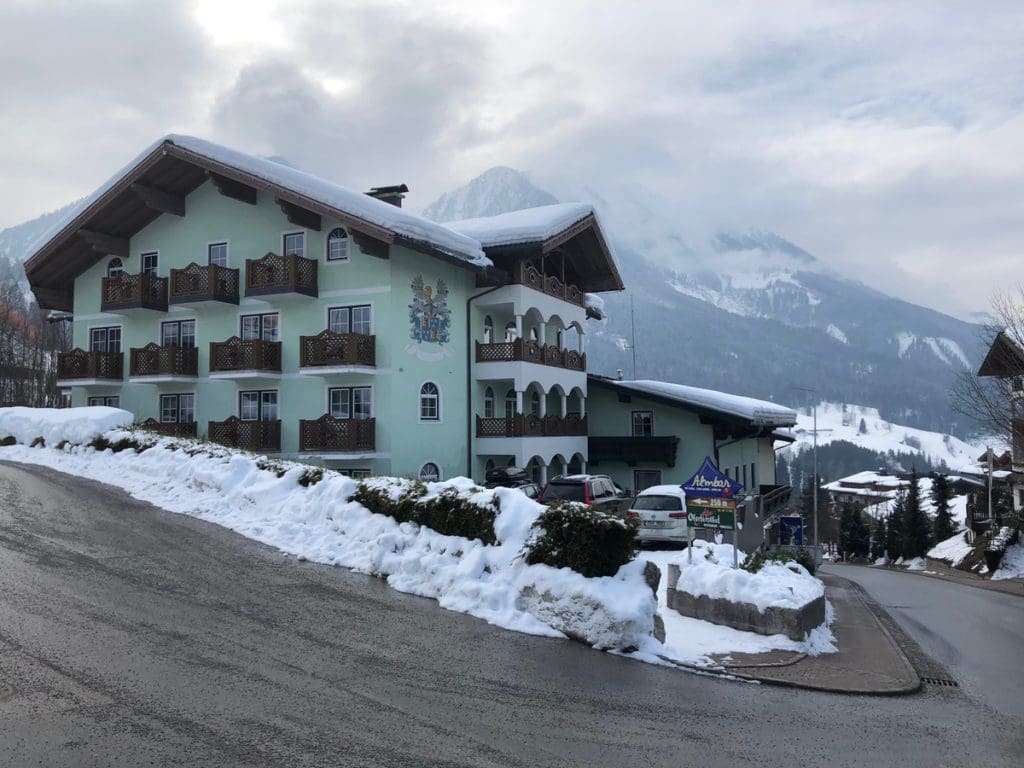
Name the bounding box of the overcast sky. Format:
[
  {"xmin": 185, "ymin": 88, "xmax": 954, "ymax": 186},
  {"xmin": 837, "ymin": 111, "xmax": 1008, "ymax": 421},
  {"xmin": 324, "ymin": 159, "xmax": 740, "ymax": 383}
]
[{"xmin": 2, "ymin": 0, "xmax": 1021, "ymax": 319}]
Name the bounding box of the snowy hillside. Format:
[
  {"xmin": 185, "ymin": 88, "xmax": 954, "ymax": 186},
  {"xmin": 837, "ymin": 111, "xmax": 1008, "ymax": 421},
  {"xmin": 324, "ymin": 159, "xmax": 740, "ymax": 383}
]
[
  {"xmin": 0, "ymin": 202, "xmax": 77, "ymax": 285},
  {"xmin": 781, "ymin": 402, "xmax": 980, "ymax": 470}
]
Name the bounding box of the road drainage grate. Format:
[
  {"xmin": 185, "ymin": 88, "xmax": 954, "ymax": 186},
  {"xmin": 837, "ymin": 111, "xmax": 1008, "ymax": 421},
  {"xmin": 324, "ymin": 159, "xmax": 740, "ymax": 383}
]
[{"xmin": 920, "ymin": 677, "xmax": 959, "ymax": 687}]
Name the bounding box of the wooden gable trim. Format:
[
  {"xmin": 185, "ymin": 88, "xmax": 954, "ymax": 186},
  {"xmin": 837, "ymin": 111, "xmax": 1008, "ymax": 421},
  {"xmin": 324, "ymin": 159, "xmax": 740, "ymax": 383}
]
[
  {"xmin": 209, "ymin": 172, "xmax": 257, "ymax": 205},
  {"xmin": 351, "ymin": 231, "xmax": 389, "ymax": 259},
  {"xmin": 130, "ymin": 182, "xmax": 185, "ymax": 216},
  {"xmin": 276, "ymin": 198, "xmax": 322, "ymax": 231},
  {"xmin": 541, "ymin": 214, "xmax": 598, "ymax": 255},
  {"xmin": 78, "ymin": 229, "xmax": 129, "ymax": 258}
]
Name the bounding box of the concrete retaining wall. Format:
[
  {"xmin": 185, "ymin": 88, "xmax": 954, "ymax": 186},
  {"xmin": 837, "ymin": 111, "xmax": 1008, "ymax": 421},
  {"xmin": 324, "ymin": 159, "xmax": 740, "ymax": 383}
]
[{"xmin": 666, "ymin": 564, "xmax": 825, "ymax": 642}]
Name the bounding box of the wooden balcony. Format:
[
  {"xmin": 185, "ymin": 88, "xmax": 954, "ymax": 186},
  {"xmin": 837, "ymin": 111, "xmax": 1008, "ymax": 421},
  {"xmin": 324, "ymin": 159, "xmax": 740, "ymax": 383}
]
[
  {"xmin": 299, "ymin": 330, "xmax": 376, "ymax": 369},
  {"xmin": 57, "ymin": 349, "xmax": 123, "ymax": 381},
  {"xmin": 138, "ymin": 418, "xmax": 197, "ymax": 439},
  {"xmin": 587, "ymin": 435, "xmax": 680, "ymax": 467},
  {"xmin": 101, "ymin": 273, "xmax": 168, "ymax": 313},
  {"xmin": 129, "ymin": 344, "xmax": 198, "ymax": 378},
  {"xmin": 299, "ymin": 415, "xmax": 376, "ymax": 452},
  {"xmin": 513, "ymin": 262, "xmax": 584, "ymax": 307},
  {"xmin": 476, "ymin": 413, "xmax": 588, "ymax": 438},
  {"xmin": 208, "ymin": 337, "xmax": 282, "ymax": 374},
  {"xmin": 208, "ymin": 417, "xmax": 281, "ymax": 453},
  {"xmin": 169, "ymin": 263, "xmax": 239, "ymax": 306},
  {"xmin": 475, "ymin": 339, "xmax": 586, "ymax": 372},
  {"xmin": 245, "ymin": 252, "xmax": 318, "ymax": 298}
]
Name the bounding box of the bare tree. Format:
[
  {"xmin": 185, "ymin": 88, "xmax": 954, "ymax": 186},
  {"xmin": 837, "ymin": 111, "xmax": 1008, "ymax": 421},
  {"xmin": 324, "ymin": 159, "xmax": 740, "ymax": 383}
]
[{"xmin": 952, "ymin": 285, "xmax": 1024, "ymax": 447}]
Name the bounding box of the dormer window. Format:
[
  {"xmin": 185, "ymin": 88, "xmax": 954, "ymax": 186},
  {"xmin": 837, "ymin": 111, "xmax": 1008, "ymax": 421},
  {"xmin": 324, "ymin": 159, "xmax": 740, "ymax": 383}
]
[
  {"xmin": 327, "ymin": 227, "xmax": 349, "ymax": 262},
  {"xmin": 106, "ymin": 258, "xmax": 124, "ymax": 278},
  {"xmin": 283, "ymin": 231, "xmax": 305, "ymax": 258}
]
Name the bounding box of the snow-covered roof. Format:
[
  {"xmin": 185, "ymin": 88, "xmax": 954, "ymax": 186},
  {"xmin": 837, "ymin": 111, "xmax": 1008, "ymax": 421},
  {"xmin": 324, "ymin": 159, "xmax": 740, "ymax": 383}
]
[
  {"xmin": 594, "ymin": 378, "xmax": 797, "ymax": 426},
  {"xmin": 445, "ymin": 203, "xmax": 595, "ymax": 248},
  {"xmin": 26, "ymin": 134, "xmax": 490, "ymax": 269}
]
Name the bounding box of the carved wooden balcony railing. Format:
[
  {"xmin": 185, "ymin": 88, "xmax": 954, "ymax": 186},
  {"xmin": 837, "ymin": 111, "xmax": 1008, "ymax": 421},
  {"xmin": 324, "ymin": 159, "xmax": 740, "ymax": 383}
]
[
  {"xmin": 169, "ymin": 263, "xmax": 239, "ymax": 305},
  {"xmin": 475, "ymin": 339, "xmax": 586, "ymax": 371},
  {"xmin": 208, "ymin": 337, "xmax": 282, "ymax": 373},
  {"xmin": 513, "ymin": 262, "xmax": 584, "ymax": 307},
  {"xmin": 245, "ymin": 252, "xmax": 318, "ymax": 298},
  {"xmin": 208, "ymin": 417, "xmax": 281, "ymax": 452},
  {"xmin": 138, "ymin": 418, "xmax": 197, "ymax": 438},
  {"xmin": 587, "ymin": 435, "xmax": 680, "ymax": 467},
  {"xmin": 299, "ymin": 415, "xmax": 376, "ymax": 452},
  {"xmin": 57, "ymin": 349, "xmax": 123, "ymax": 380},
  {"xmin": 101, "ymin": 273, "xmax": 168, "ymax": 312},
  {"xmin": 129, "ymin": 343, "xmax": 198, "ymax": 377},
  {"xmin": 299, "ymin": 330, "xmax": 376, "ymax": 368},
  {"xmin": 475, "ymin": 413, "xmax": 588, "ymax": 438}
]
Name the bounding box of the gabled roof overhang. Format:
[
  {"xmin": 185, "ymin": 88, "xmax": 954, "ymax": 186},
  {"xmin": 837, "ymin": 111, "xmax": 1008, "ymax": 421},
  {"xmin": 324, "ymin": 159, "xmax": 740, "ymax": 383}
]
[{"xmin": 978, "ymin": 330, "xmax": 1024, "ymax": 377}]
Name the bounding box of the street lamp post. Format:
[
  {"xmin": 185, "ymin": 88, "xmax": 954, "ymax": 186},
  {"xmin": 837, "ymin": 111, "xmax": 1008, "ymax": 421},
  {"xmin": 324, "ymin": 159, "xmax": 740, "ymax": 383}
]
[{"xmin": 794, "ymin": 387, "xmax": 819, "ymax": 548}]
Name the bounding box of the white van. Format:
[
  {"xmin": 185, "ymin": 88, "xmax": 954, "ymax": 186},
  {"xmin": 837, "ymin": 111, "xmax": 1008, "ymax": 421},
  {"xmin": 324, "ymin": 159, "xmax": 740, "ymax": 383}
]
[{"xmin": 626, "ymin": 485, "xmax": 688, "ymax": 545}]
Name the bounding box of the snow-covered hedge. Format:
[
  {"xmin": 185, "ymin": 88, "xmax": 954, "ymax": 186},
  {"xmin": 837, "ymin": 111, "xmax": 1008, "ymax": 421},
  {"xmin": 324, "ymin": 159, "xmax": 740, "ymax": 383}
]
[
  {"xmin": 675, "ymin": 541, "xmax": 824, "ymax": 612},
  {"xmin": 0, "ymin": 407, "xmax": 658, "ymax": 652},
  {"xmin": 525, "ymin": 500, "xmax": 638, "ymax": 577}
]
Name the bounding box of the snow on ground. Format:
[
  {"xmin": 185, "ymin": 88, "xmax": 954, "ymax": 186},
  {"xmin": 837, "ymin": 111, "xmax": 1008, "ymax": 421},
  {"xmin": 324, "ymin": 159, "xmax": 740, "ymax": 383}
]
[
  {"xmin": 779, "ymin": 401, "xmax": 979, "ymax": 470},
  {"xmin": 860, "ymin": 477, "xmax": 969, "ymax": 525},
  {"xmin": 993, "ymin": 544, "xmax": 1024, "ymax": 581},
  {"xmin": 904, "ymin": 557, "xmax": 927, "ymax": 571},
  {"xmin": 0, "ymin": 408, "xmax": 657, "ymax": 653},
  {"xmin": 641, "ymin": 543, "xmax": 835, "ymax": 666},
  {"xmin": 826, "ymin": 324, "xmax": 848, "ymax": 344},
  {"xmin": 928, "ymin": 531, "xmax": 974, "ymax": 567}
]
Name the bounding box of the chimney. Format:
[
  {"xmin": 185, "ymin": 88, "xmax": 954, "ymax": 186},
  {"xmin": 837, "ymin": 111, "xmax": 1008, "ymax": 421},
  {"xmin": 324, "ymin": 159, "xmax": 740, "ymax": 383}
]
[{"xmin": 366, "ymin": 184, "xmax": 409, "ymax": 208}]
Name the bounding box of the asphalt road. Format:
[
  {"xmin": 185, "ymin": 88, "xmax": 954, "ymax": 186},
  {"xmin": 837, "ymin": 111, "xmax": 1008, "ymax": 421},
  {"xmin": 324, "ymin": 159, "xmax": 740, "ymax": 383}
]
[
  {"xmin": 1, "ymin": 460, "xmax": 1022, "ymax": 768},
  {"xmin": 822, "ymin": 562, "xmax": 1024, "ymax": 719}
]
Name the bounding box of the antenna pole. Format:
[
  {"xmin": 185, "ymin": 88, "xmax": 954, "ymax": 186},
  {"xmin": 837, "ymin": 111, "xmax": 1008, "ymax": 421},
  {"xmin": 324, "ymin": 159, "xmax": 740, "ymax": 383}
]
[{"xmin": 630, "ymin": 293, "xmax": 637, "ymax": 379}]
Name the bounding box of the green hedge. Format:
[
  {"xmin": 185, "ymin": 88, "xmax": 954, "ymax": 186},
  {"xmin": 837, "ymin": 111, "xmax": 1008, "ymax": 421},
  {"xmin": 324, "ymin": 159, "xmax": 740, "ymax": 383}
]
[
  {"xmin": 350, "ymin": 480, "xmax": 498, "ymax": 545},
  {"xmin": 743, "ymin": 547, "xmax": 817, "ymax": 576},
  {"xmin": 524, "ymin": 500, "xmax": 638, "ymax": 578}
]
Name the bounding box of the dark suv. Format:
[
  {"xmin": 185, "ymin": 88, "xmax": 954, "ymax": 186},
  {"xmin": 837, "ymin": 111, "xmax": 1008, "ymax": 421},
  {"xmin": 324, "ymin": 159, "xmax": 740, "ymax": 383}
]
[
  {"xmin": 483, "ymin": 466, "xmax": 540, "ymax": 499},
  {"xmin": 538, "ymin": 474, "xmax": 631, "ymax": 513}
]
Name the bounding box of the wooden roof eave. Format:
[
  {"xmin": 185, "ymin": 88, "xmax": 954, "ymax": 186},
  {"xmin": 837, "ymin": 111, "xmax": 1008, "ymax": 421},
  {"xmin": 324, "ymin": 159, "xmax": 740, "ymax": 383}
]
[{"xmin": 978, "ymin": 331, "xmax": 1024, "ymax": 377}]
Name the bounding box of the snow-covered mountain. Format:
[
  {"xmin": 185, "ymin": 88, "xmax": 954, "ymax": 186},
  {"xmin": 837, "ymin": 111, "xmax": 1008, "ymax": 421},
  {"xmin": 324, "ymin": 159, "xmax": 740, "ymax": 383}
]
[
  {"xmin": 0, "ymin": 203, "xmax": 76, "ymax": 285},
  {"xmin": 421, "ymin": 168, "xmax": 985, "ymax": 436}
]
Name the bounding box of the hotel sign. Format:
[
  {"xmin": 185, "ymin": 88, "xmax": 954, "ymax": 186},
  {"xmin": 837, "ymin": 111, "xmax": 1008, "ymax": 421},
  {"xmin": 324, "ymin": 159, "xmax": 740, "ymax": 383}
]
[{"xmin": 682, "ymin": 457, "xmax": 744, "ymax": 531}]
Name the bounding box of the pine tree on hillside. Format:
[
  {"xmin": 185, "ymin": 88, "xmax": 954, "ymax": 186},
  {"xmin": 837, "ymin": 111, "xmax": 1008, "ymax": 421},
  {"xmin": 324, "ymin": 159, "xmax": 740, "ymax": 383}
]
[
  {"xmin": 851, "ymin": 510, "xmax": 871, "ymax": 559},
  {"xmin": 859, "ymin": 417, "xmax": 867, "ymax": 435},
  {"xmin": 839, "ymin": 504, "xmax": 854, "ymax": 558},
  {"xmin": 901, "ymin": 470, "xmax": 933, "ymax": 559},
  {"xmin": 931, "ymin": 474, "xmax": 956, "ymax": 543},
  {"xmin": 887, "ymin": 493, "xmax": 905, "ymax": 560},
  {"xmin": 871, "ymin": 515, "xmax": 888, "ymax": 561}
]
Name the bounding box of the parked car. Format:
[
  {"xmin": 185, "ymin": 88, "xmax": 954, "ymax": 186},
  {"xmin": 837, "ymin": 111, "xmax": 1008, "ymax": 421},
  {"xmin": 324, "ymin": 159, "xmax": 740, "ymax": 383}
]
[
  {"xmin": 483, "ymin": 466, "xmax": 540, "ymax": 499},
  {"xmin": 626, "ymin": 485, "xmax": 688, "ymax": 546},
  {"xmin": 538, "ymin": 474, "xmax": 631, "ymax": 513}
]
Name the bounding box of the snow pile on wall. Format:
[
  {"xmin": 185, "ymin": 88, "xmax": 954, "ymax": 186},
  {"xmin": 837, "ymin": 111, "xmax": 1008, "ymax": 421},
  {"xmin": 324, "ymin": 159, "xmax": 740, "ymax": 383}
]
[
  {"xmin": 992, "ymin": 544, "xmax": 1024, "ymax": 581},
  {"xmin": 928, "ymin": 531, "xmax": 974, "ymax": 567},
  {"xmin": 0, "ymin": 406, "xmax": 133, "ymax": 446},
  {"xmin": 674, "ymin": 541, "xmax": 824, "ymax": 611},
  {"xmin": 0, "ymin": 414, "xmax": 656, "ymax": 652}
]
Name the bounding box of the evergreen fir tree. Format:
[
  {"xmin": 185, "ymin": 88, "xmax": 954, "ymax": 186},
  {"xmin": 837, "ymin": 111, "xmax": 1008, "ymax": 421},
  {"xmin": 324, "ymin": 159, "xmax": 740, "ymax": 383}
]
[
  {"xmin": 858, "ymin": 417, "xmax": 867, "ymax": 435},
  {"xmin": 851, "ymin": 510, "xmax": 871, "ymax": 558},
  {"xmin": 871, "ymin": 515, "xmax": 888, "ymax": 560},
  {"xmin": 886, "ymin": 492, "xmax": 905, "ymax": 560},
  {"xmin": 931, "ymin": 474, "xmax": 956, "ymax": 543},
  {"xmin": 901, "ymin": 470, "xmax": 933, "ymax": 558},
  {"xmin": 839, "ymin": 504, "xmax": 854, "ymax": 557}
]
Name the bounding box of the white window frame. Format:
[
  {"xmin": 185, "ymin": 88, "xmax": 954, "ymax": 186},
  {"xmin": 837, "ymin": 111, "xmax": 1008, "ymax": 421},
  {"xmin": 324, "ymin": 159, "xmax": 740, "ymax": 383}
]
[
  {"xmin": 89, "ymin": 325, "xmax": 122, "ymax": 353},
  {"xmin": 633, "ymin": 469, "xmax": 662, "ymax": 494},
  {"xmin": 106, "ymin": 258, "xmax": 124, "ymax": 278},
  {"xmin": 632, "ymin": 410, "xmax": 654, "ymax": 437},
  {"xmin": 160, "ymin": 318, "xmax": 197, "ymax": 348},
  {"xmin": 160, "ymin": 392, "xmax": 196, "ymax": 424},
  {"xmin": 419, "ymin": 381, "xmax": 441, "ymax": 423},
  {"xmin": 239, "ymin": 389, "xmax": 279, "ymax": 421},
  {"xmin": 483, "ymin": 387, "xmax": 495, "ymax": 418},
  {"xmin": 239, "ymin": 312, "xmax": 280, "ymax": 342},
  {"xmin": 327, "ymin": 385, "xmax": 374, "ymax": 420},
  {"xmin": 327, "ymin": 304, "xmax": 373, "ymax": 335},
  {"xmin": 283, "ymin": 231, "xmax": 306, "ymax": 258},
  {"xmin": 87, "ymin": 395, "xmax": 120, "ymax": 407},
  {"xmin": 141, "ymin": 251, "xmax": 159, "ymax": 276},
  {"xmin": 325, "ymin": 226, "xmax": 350, "ymax": 263},
  {"xmin": 208, "ymin": 240, "xmax": 229, "ymax": 268},
  {"xmin": 418, "ymin": 462, "xmax": 442, "ymax": 482}
]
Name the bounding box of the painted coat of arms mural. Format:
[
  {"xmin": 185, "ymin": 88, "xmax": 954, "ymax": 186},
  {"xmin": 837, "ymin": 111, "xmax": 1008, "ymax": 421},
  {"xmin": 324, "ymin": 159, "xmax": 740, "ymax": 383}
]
[{"xmin": 407, "ymin": 275, "xmax": 452, "ymax": 361}]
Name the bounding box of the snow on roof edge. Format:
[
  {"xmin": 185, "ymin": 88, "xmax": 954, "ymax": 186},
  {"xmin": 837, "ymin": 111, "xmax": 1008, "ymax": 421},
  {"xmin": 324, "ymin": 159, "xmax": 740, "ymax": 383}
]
[
  {"xmin": 444, "ymin": 203, "xmax": 596, "ymax": 248},
  {"xmin": 603, "ymin": 378, "xmax": 798, "ymax": 426}
]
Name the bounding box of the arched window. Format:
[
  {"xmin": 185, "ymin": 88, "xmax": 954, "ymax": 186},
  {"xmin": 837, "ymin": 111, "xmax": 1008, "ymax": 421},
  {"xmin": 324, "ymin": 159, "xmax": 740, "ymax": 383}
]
[
  {"xmin": 326, "ymin": 227, "xmax": 349, "ymax": 262},
  {"xmin": 419, "ymin": 382, "xmax": 440, "ymax": 421},
  {"xmin": 505, "ymin": 321, "xmax": 517, "ymax": 342},
  {"xmin": 106, "ymin": 258, "xmax": 124, "ymax": 278},
  {"xmin": 418, "ymin": 462, "xmax": 441, "ymax": 482},
  {"xmin": 483, "ymin": 315, "xmax": 494, "ymax": 344},
  {"xmin": 530, "ymin": 390, "xmax": 540, "ymax": 417},
  {"xmin": 505, "ymin": 389, "xmax": 516, "ymax": 419},
  {"xmin": 484, "ymin": 387, "xmax": 495, "ymax": 418}
]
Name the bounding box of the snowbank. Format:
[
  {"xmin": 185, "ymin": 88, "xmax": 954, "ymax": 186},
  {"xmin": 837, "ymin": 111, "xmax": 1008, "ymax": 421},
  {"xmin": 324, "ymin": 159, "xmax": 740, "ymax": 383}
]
[
  {"xmin": 993, "ymin": 544, "xmax": 1024, "ymax": 581},
  {"xmin": 0, "ymin": 406, "xmax": 133, "ymax": 446},
  {"xmin": 0, "ymin": 416, "xmax": 655, "ymax": 652},
  {"xmin": 673, "ymin": 541, "xmax": 823, "ymax": 611},
  {"xmin": 904, "ymin": 557, "xmax": 927, "ymax": 571},
  {"xmin": 928, "ymin": 531, "xmax": 974, "ymax": 567}
]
